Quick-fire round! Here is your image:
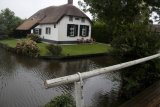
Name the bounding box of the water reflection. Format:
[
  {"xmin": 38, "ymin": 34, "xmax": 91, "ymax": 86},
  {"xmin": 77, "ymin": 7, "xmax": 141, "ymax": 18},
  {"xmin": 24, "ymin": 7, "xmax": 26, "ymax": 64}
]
[{"xmin": 0, "ymin": 47, "xmax": 122, "ymax": 107}]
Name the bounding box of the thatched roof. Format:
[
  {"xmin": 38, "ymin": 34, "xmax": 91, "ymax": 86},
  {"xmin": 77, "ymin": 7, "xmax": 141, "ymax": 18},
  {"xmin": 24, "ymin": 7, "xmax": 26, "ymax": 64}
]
[
  {"xmin": 16, "ymin": 19, "xmax": 41, "ymax": 30},
  {"xmin": 17, "ymin": 4, "xmax": 91, "ymax": 30}
]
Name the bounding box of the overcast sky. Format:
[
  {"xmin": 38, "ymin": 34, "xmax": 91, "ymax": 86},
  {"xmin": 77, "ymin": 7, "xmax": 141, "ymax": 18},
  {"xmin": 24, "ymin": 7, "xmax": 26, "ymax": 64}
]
[{"xmin": 0, "ymin": 0, "xmax": 92, "ymax": 19}]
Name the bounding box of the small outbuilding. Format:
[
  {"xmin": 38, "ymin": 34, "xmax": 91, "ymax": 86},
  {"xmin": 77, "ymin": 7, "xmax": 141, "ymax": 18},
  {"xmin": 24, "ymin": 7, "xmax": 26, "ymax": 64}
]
[{"xmin": 17, "ymin": 0, "xmax": 92, "ymax": 44}]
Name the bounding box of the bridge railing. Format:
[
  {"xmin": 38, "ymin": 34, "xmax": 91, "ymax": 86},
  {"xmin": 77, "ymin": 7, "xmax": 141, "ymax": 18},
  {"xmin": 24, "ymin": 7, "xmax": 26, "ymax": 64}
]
[{"xmin": 45, "ymin": 53, "xmax": 160, "ymax": 107}]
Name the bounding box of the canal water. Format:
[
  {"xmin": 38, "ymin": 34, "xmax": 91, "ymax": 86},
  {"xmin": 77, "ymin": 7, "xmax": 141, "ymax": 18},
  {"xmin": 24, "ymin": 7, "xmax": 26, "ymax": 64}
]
[{"xmin": 0, "ymin": 47, "xmax": 122, "ymax": 107}]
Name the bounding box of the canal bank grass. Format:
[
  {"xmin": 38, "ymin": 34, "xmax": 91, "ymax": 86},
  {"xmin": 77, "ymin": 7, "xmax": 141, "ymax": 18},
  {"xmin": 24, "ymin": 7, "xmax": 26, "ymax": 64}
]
[
  {"xmin": 61, "ymin": 43, "xmax": 111, "ymax": 56},
  {"xmin": 0, "ymin": 38, "xmax": 112, "ymax": 57}
]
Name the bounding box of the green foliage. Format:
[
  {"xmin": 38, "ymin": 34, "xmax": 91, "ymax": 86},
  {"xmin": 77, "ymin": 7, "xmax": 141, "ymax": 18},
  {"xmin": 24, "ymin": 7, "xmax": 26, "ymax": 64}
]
[
  {"xmin": 27, "ymin": 34, "xmax": 41, "ymax": 43},
  {"xmin": 15, "ymin": 39, "xmax": 40, "ymax": 57},
  {"xmin": 120, "ymin": 59, "xmax": 160, "ymax": 99},
  {"xmin": 111, "ymin": 23, "xmax": 160, "ymax": 59},
  {"xmin": 111, "ymin": 23, "xmax": 160, "ymax": 99},
  {"xmin": 92, "ymin": 22, "xmax": 112, "ymax": 43},
  {"xmin": 47, "ymin": 44, "xmax": 62, "ymax": 56},
  {"xmin": 81, "ymin": 0, "xmax": 160, "ymax": 101},
  {"xmin": 0, "ymin": 8, "xmax": 23, "ymax": 36},
  {"xmin": 45, "ymin": 94, "xmax": 75, "ymax": 107},
  {"xmin": 83, "ymin": 0, "xmax": 153, "ymax": 23}
]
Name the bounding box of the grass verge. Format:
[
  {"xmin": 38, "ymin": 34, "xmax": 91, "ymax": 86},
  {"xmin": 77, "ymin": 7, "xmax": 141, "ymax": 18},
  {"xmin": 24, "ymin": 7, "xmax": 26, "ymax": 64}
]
[{"xmin": 0, "ymin": 38, "xmax": 112, "ymax": 57}]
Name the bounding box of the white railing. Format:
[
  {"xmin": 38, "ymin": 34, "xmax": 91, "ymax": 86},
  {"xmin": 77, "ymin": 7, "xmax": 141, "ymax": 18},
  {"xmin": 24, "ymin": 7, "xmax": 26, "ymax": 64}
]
[{"xmin": 45, "ymin": 53, "xmax": 160, "ymax": 107}]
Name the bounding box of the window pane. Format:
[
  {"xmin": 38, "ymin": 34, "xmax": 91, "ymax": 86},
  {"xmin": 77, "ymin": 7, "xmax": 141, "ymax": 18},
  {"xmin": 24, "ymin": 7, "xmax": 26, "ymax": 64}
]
[
  {"xmin": 46, "ymin": 27, "xmax": 51, "ymax": 35},
  {"xmin": 69, "ymin": 16, "xmax": 73, "ymax": 21},
  {"xmin": 80, "ymin": 25, "xmax": 89, "ymax": 37},
  {"xmin": 75, "ymin": 17, "xmax": 80, "ymax": 20},
  {"xmin": 82, "ymin": 18, "xmax": 85, "ymax": 22}
]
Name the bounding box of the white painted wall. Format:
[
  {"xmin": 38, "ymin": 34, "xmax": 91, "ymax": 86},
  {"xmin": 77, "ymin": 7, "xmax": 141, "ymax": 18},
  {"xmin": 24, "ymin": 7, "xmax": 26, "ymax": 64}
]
[
  {"xmin": 58, "ymin": 16, "xmax": 91, "ymax": 42},
  {"xmin": 31, "ymin": 16, "xmax": 91, "ymax": 43},
  {"xmin": 32, "ymin": 24, "xmax": 59, "ymax": 41}
]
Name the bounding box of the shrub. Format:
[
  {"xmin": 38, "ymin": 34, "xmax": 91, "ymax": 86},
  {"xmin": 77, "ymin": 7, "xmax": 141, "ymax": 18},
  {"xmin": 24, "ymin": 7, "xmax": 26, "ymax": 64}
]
[
  {"xmin": 15, "ymin": 39, "xmax": 40, "ymax": 57},
  {"xmin": 92, "ymin": 22, "xmax": 112, "ymax": 43},
  {"xmin": 27, "ymin": 34, "xmax": 41, "ymax": 43},
  {"xmin": 47, "ymin": 44, "xmax": 62, "ymax": 56},
  {"xmin": 45, "ymin": 94, "xmax": 75, "ymax": 107}
]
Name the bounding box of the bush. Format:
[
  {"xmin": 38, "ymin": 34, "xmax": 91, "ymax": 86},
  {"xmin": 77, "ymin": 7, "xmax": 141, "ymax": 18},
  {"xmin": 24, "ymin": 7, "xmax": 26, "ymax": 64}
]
[
  {"xmin": 47, "ymin": 44, "xmax": 62, "ymax": 56},
  {"xmin": 27, "ymin": 34, "xmax": 41, "ymax": 43},
  {"xmin": 92, "ymin": 22, "xmax": 112, "ymax": 43},
  {"xmin": 45, "ymin": 94, "xmax": 75, "ymax": 107},
  {"xmin": 15, "ymin": 39, "xmax": 40, "ymax": 57}
]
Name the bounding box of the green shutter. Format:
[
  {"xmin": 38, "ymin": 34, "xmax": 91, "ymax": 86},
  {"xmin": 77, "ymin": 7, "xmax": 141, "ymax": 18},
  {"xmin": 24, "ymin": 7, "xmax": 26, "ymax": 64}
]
[
  {"xmin": 86, "ymin": 26, "xmax": 89, "ymax": 36},
  {"xmin": 74, "ymin": 25, "xmax": 78, "ymax": 36},
  {"xmin": 33, "ymin": 29, "xmax": 36, "ymax": 34},
  {"xmin": 67, "ymin": 24, "xmax": 70, "ymax": 36},
  {"xmin": 80, "ymin": 25, "xmax": 83, "ymax": 36},
  {"xmin": 39, "ymin": 29, "xmax": 42, "ymax": 35}
]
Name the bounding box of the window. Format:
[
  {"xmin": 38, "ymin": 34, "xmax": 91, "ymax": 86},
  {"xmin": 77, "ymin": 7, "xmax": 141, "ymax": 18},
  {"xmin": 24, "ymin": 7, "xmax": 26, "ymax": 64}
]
[
  {"xmin": 67, "ymin": 24, "xmax": 78, "ymax": 37},
  {"xmin": 69, "ymin": 16, "xmax": 73, "ymax": 21},
  {"xmin": 54, "ymin": 24, "xmax": 56, "ymax": 28},
  {"xmin": 80, "ymin": 25, "xmax": 89, "ymax": 37},
  {"xmin": 81, "ymin": 18, "xmax": 85, "ymax": 23},
  {"xmin": 33, "ymin": 28, "xmax": 41, "ymax": 35},
  {"xmin": 75, "ymin": 17, "xmax": 80, "ymax": 20},
  {"xmin": 46, "ymin": 27, "xmax": 51, "ymax": 35}
]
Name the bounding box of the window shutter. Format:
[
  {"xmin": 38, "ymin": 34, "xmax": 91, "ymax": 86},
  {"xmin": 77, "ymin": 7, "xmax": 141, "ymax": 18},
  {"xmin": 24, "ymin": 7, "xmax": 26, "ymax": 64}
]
[
  {"xmin": 33, "ymin": 29, "xmax": 36, "ymax": 34},
  {"xmin": 86, "ymin": 26, "xmax": 89, "ymax": 36},
  {"xmin": 80, "ymin": 25, "xmax": 83, "ymax": 36},
  {"xmin": 39, "ymin": 29, "xmax": 42, "ymax": 35},
  {"xmin": 46, "ymin": 28, "xmax": 47, "ymax": 34},
  {"xmin": 67, "ymin": 24, "xmax": 70, "ymax": 36},
  {"xmin": 74, "ymin": 25, "xmax": 78, "ymax": 36}
]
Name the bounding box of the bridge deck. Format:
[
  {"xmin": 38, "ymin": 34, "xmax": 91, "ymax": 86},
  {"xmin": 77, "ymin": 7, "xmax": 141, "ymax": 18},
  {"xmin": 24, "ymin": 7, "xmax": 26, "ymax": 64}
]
[{"xmin": 120, "ymin": 81, "xmax": 160, "ymax": 107}]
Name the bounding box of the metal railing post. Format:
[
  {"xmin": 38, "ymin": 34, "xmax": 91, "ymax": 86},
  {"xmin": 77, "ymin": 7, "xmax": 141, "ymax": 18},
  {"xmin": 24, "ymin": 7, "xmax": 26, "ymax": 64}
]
[
  {"xmin": 75, "ymin": 72, "xmax": 84, "ymax": 107},
  {"xmin": 75, "ymin": 81, "xmax": 84, "ymax": 107}
]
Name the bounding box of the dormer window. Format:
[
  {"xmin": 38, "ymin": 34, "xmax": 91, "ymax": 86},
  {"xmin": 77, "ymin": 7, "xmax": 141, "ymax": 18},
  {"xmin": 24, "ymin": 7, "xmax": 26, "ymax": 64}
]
[
  {"xmin": 75, "ymin": 17, "xmax": 80, "ymax": 20},
  {"xmin": 82, "ymin": 18, "xmax": 85, "ymax": 22},
  {"xmin": 69, "ymin": 16, "xmax": 73, "ymax": 21}
]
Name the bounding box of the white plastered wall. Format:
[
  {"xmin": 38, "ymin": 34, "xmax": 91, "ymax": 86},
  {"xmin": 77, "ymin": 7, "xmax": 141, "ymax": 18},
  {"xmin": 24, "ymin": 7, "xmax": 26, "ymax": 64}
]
[
  {"xmin": 58, "ymin": 16, "xmax": 91, "ymax": 42},
  {"xmin": 32, "ymin": 24, "xmax": 59, "ymax": 41}
]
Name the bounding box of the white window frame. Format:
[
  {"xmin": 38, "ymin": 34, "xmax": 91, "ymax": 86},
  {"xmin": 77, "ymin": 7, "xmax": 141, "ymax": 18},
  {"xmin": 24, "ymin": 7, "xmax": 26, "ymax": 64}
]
[{"xmin": 46, "ymin": 27, "xmax": 51, "ymax": 35}]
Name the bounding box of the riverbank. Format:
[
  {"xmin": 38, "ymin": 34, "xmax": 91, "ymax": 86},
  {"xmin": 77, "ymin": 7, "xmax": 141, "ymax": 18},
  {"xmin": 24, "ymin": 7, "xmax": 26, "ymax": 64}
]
[{"xmin": 0, "ymin": 38, "xmax": 112, "ymax": 59}]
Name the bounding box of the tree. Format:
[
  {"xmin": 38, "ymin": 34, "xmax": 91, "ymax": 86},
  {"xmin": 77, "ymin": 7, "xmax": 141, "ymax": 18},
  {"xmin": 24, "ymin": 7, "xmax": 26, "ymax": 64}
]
[
  {"xmin": 81, "ymin": 0, "xmax": 160, "ymax": 100},
  {"xmin": 0, "ymin": 8, "xmax": 23, "ymax": 36}
]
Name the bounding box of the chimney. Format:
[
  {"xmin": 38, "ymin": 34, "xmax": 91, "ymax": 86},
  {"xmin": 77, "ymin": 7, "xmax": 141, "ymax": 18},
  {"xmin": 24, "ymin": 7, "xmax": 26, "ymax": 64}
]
[{"xmin": 68, "ymin": 0, "xmax": 73, "ymax": 5}]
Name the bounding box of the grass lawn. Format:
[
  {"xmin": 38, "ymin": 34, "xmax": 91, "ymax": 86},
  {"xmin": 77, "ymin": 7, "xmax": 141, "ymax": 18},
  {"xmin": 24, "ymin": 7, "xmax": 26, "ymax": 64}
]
[
  {"xmin": 0, "ymin": 38, "xmax": 17, "ymax": 48},
  {"xmin": 0, "ymin": 38, "xmax": 112, "ymax": 57},
  {"xmin": 61, "ymin": 43, "xmax": 112, "ymax": 56}
]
